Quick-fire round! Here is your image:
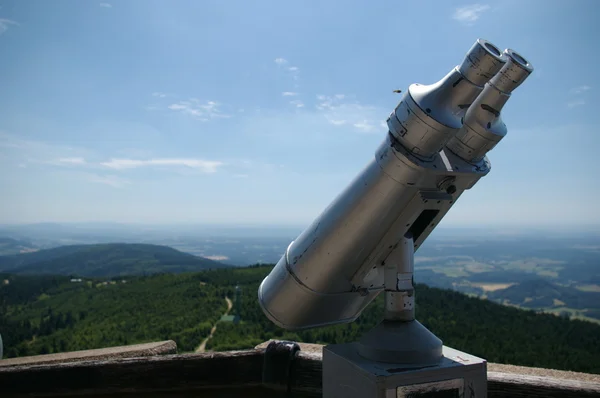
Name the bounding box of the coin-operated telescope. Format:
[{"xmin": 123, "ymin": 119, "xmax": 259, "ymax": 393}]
[{"xmin": 258, "ymin": 39, "xmax": 533, "ymax": 398}]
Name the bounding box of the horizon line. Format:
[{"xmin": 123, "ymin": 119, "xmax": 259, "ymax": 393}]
[{"xmin": 1, "ymin": 221, "xmax": 600, "ymax": 231}]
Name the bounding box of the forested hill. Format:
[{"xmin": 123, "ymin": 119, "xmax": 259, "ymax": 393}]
[
  {"xmin": 1, "ymin": 265, "xmax": 600, "ymax": 374},
  {"xmin": 0, "ymin": 243, "xmax": 230, "ymax": 277}
]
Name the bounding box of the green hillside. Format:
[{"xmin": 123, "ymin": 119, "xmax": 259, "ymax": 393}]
[
  {"xmin": 1, "ymin": 265, "xmax": 600, "ymax": 374},
  {"xmin": 0, "ymin": 243, "xmax": 229, "ymax": 277}
]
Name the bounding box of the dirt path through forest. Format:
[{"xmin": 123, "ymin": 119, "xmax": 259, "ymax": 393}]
[{"xmin": 196, "ymin": 296, "xmax": 233, "ymax": 353}]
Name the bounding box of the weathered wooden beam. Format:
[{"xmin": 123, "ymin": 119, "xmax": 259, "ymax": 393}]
[
  {"xmin": 0, "ymin": 341, "xmax": 177, "ymax": 368},
  {"xmin": 0, "ymin": 350, "xmax": 265, "ymax": 397},
  {"xmin": 488, "ymin": 371, "xmax": 600, "ymax": 398},
  {"xmin": 291, "ymin": 352, "xmax": 326, "ymax": 397},
  {"xmin": 1, "ymin": 342, "xmax": 599, "ymax": 397}
]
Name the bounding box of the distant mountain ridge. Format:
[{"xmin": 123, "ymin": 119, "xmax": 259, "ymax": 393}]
[
  {"xmin": 489, "ymin": 278, "xmax": 600, "ymax": 311},
  {"xmin": 0, "ymin": 237, "xmax": 39, "ymax": 256},
  {"xmin": 0, "ymin": 243, "xmax": 230, "ymax": 277}
]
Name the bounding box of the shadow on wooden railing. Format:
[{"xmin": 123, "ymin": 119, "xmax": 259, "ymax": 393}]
[{"xmin": 1, "ymin": 340, "xmax": 599, "ymax": 397}]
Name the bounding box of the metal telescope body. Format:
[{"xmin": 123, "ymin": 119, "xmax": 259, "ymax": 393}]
[{"xmin": 259, "ymin": 39, "xmax": 533, "ymax": 336}]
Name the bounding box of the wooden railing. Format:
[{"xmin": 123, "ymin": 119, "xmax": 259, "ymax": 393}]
[{"xmin": 1, "ymin": 340, "xmax": 599, "ymax": 397}]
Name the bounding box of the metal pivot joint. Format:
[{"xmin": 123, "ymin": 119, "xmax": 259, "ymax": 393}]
[{"xmin": 357, "ymin": 233, "xmax": 443, "ymax": 366}]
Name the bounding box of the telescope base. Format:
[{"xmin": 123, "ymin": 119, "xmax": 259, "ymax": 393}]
[
  {"xmin": 323, "ymin": 343, "xmax": 487, "ymax": 398},
  {"xmin": 357, "ymin": 320, "xmax": 443, "ymax": 366}
]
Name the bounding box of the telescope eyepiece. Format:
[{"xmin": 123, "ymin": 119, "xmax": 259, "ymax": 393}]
[
  {"xmin": 458, "ymin": 38, "xmax": 508, "ymax": 87},
  {"xmin": 388, "ymin": 38, "xmax": 506, "ymax": 160},
  {"xmin": 446, "ymin": 48, "xmax": 534, "ymax": 163},
  {"xmin": 490, "ymin": 49, "xmax": 534, "ymax": 94}
]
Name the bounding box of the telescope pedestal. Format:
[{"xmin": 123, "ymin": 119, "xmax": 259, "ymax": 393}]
[
  {"xmin": 323, "ymin": 340, "xmax": 487, "ymax": 397},
  {"xmin": 357, "ymin": 319, "xmax": 443, "ymax": 366},
  {"xmin": 322, "ymin": 233, "xmax": 487, "ymax": 396}
]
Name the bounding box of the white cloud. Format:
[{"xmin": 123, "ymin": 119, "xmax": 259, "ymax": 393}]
[
  {"xmin": 282, "ymin": 92, "xmax": 298, "ymax": 97},
  {"xmin": 275, "ymin": 57, "xmax": 300, "ymax": 83},
  {"xmin": 167, "ymin": 99, "xmax": 230, "ymax": 121},
  {"xmin": 87, "ymin": 174, "xmax": 129, "ymax": 188},
  {"xmin": 152, "ymin": 92, "xmax": 167, "ymax": 98},
  {"xmin": 567, "ymin": 100, "xmax": 586, "ymax": 108},
  {"xmin": 115, "ymin": 148, "xmax": 154, "ymax": 158},
  {"xmin": 99, "ymin": 2, "xmax": 112, "ymax": 7},
  {"xmin": 100, "ymin": 158, "xmax": 224, "ymax": 173},
  {"xmin": 452, "ymin": 4, "xmax": 490, "ymax": 24},
  {"xmin": 570, "ymin": 85, "xmax": 591, "ymax": 95},
  {"xmin": 0, "ymin": 132, "xmax": 239, "ymax": 191},
  {"xmin": 288, "ymin": 66, "xmax": 300, "ymax": 81},
  {"xmin": 353, "ymin": 121, "xmax": 376, "ymax": 133},
  {"xmin": 222, "ymin": 158, "xmax": 281, "ymax": 174},
  {"xmin": 0, "ymin": 18, "xmax": 18, "ymax": 35},
  {"xmin": 57, "ymin": 157, "xmax": 87, "ymax": 165},
  {"xmin": 315, "ymin": 94, "xmax": 384, "ymax": 133},
  {"xmin": 569, "ymin": 84, "xmax": 592, "ymax": 95},
  {"xmin": 0, "ymin": 132, "xmax": 92, "ymax": 167},
  {"xmin": 290, "ymin": 100, "xmax": 304, "ymax": 108},
  {"xmin": 566, "ymin": 85, "xmax": 590, "ymax": 107}
]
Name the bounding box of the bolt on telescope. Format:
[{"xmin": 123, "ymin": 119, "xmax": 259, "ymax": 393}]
[{"xmin": 258, "ymin": 39, "xmax": 532, "ymax": 332}]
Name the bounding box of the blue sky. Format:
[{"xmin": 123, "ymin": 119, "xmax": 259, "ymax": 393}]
[{"xmin": 0, "ymin": 0, "xmax": 598, "ymax": 228}]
